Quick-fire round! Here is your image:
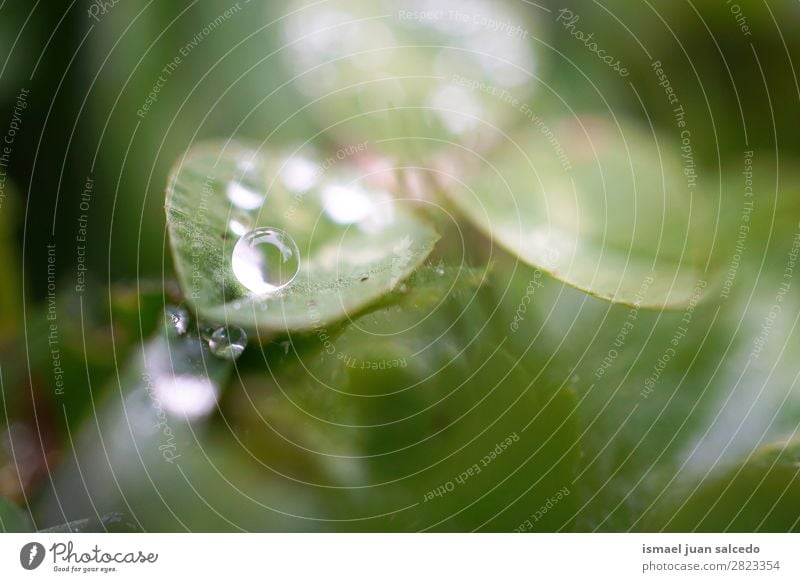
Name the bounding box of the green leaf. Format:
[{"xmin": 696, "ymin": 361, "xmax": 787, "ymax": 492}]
[
  {"xmin": 646, "ymin": 439, "xmax": 800, "ymax": 532},
  {"xmin": 0, "ymin": 496, "xmax": 31, "ymax": 532},
  {"xmin": 441, "ymin": 116, "xmax": 710, "ymax": 308},
  {"xmin": 166, "ymin": 141, "xmax": 439, "ymax": 335}
]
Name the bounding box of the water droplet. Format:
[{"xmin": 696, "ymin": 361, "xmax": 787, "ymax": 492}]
[
  {"xmin": 282, "ymin": 155, "xmax": 319, "ymax": 192},
  {"xmin": 397, "ymin": 283, "xmax": 408, "ymax": 294},
  {"xmin": 435, "ymin": 266, "xmax": 445, "ymax": 276},
  {"xmin": 321, "ymin": 184, "xmax": 374, "ymax": 224},
  {"xmin": 227, "ymin": 181, "xmax": 264, "ymax": 210},
  {"xmin": 232, "ymin": 227, "xmax": 301, "ymax": 294},
  {"xmin": 165, "ymin": 305, "xmax": 190, "ymax": 335},
  {"xmin": 226, "ymin": 158, "xmax": 266, "ymax": 211},
  {"xmin": 154, "ymin": 374, "xmax": 219, "ymax": 419},
  {"xmin": 228, "ymin": 211, "xmax": 254, "ymax": 237},
  {"xmin": 208, "ymin": 326, "xmax": 248, "ymax": 361},
  {"xmin": 199, "ymin": 325, "xmax": 215, "ymax": 342}
]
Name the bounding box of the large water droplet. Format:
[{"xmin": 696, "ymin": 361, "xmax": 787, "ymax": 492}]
[
  {"xmin": 208, "ymin": 326, "xmax": 248, "ymax": 360},
  {"xmin": 165, "ymin": 305, "xmax": 190, "ymax": 336},
  {"xmin": 232, "ymin": 227, "xmax": 301, "ymax": 294}
]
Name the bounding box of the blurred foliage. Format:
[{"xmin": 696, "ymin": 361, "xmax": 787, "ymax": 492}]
[
  {"xmin": 0, "ymin": 181, "xmax": 20, "ymax": 337},
  {"xmin": 646, "ymin": 440, "xmax": 800, "ymax": 532},
  {"xmin": 0, "ymin": 495, "xmax": 31, "ymax": 532}
]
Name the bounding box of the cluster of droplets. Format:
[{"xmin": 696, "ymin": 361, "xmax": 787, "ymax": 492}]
[{"xmin": 166, "ymin": 305, "xmax": 248, "ymax": 362}]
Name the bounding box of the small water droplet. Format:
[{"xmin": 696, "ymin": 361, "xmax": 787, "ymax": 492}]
[
  {"xmin": 208, "ymin": 326, "xmax": 248, "ymax": 360},
  {"xmin": 397, "ymin": 283, "xmax": 408, "ymax": 294},
  {"xmin": 228, "ymin": 211, "xmax": 255, "ymax": 237},
  {"xmin": 282, "ymin": 155, "xmax": 319, "ymax": 192},
  {"xmin": 227, "ymin": 184, "xmax": 264, "ymax": 211},
  {"xmin": 165, "ymin": 305, "xmax": 190, "ymax": 335},
  {"xmin": 154, "ymin": 374, "xmax": 218, "ymax": 419},
  {"xmin": 232, "ymin": 227, "xmax": 301, "ymax": 294},
  {"xmin": 199, "ymin": 325, "xmax": 215, "ymax": 342},
  {"xmin": 435, "ymin": 266, "xmax": 445, "ymax": 276},
  {"xmin": 322, "ymin": 184, "xmax": 374, "ymax": 224},
  {"xmin": 225, "ymin": 158, "xmax": 266, "ymax": 210}
]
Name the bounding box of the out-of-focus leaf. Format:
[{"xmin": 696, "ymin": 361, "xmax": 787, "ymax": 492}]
[
  {"xmin": 38, "ymin": 512, "xmax": 140, "ymax": 533},
  {"xmin": 442, "ymin": 116, "xmax": 710, "ymax": 308},
  {"xmin": 224, "ymin": 283, "xmax": 580, "ymax": 531},
  {"xmin": 166, "ymin": 141, "xmax": 439, "ymax": 334},
  {"xmin": 645, "ymin": 439, "xmax": 800, "ymax": 532},
  {"xmin": 16, "ymin": 283, "xmax": 158, "ymax": 430},
  {"xmin": 278, "ymin": 0, "xmax": 546, "ymax": 157},
  {"xmin": 37, "ymin": 315, "xmax": 235, "ymax": 530},
  {"xmin": 0, "ymin": 496, "xmax": 31, "ymax": 532},
  {"xmin": 0, "ymin": 180, "xmax": 19, "ymax": 336},
  {"xmin": 490, "ymin": 157, "xmax": 800, "ymax": 530},
  {"xmin": 484, "ymin": 253, "xmax": 724, "ymax": 531}
]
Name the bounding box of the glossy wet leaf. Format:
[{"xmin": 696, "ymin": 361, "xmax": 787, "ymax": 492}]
[
  {"xmin": 442, "ymin": 116, "xmax": 710, "ymax": 308},
  {"xmin": 166, "ymin": 141, "xmax": 439, "ymax": 335}
]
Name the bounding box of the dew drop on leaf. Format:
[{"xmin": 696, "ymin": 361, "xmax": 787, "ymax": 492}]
[
  {"xmin": 231, "ymin": 227, "xmax": 301, "ymax": 294},
  {"xmin": 208, "ymin": 326, "xmax": 248, "ymax": 361},
  {"xmin": 228, "ymin": 210, "xmax": 255, "ymax": 237},
  {"xmin": 154, "ymin": 374, "xmax": 218, "ymax": 419},
  {"xmin": 225, "ymin": 158, "xmax": 266, "ymax": 212},
  {"xmin": 165, "ymin": 305, "xmax": 190, "ymax": 336}
]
